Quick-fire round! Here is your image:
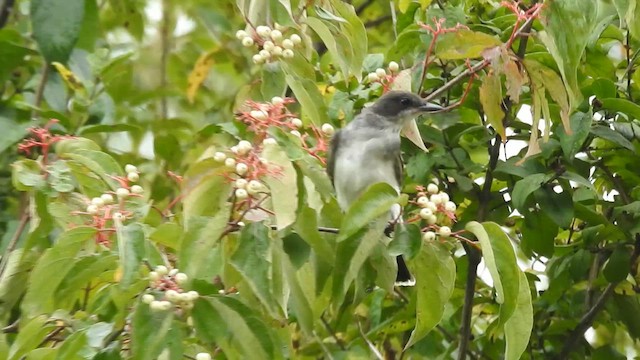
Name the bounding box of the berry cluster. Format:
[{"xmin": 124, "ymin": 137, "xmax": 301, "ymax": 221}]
[
  {"xmin": 236, "ymin": 24, "xmax": 303, "ymax": 64},
  {"xmin": 366, "ymin": 61, "xmax": 401, "ymax": 90},
  {"xmin": 78, "ymin": 164, "xmax": 144, "ymax": 246},
  {"xmin": 195, "ymin": 353, "xmax": 212, "ymax": 360},
  {"xmin": 142, "ymin": 265, "xmax": 199, "ymax": 311},
  {"xmin": 411, "ymin": 183, "xmax": 458, "ymax": 241}
]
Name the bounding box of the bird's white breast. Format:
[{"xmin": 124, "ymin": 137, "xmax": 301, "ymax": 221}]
[{"xmin": 333, "ymin": 132, "xmax": 400, "ymax": 212}]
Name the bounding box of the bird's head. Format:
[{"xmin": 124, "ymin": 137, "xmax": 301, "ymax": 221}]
[
  {"xmin": 368, "ymin": 90, "xmax": 442, "ymax": 151},
  {"xmin": 369, "ymin": 91, "xmax": 442, "ymax": 126}
]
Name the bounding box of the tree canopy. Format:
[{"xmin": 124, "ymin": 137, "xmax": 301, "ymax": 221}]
[{"xmin": 1, "ymin": 0, "xmax": 640, "ymax": 359}]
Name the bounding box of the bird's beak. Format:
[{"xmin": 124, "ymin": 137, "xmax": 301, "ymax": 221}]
[{"xmin": 400, "ymin": 102, "xmax": 442, "ymax": 152}]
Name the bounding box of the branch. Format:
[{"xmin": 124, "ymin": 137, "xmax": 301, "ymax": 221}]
[
  {"xmin": 0, "ymin": 210, "xmax": 30, "ymax": 278},
  {"xmin": 0, "ymin": 0, "xmax": 15, "ymax": 28},
  {"xmin": 31, "ymin": 63, "xmax": 50, "ymax": 119},
  {"xmin": 159, "ymin": 0, "xmax": 171, "ymax": 119},
  {"xmin": 355, "ymin": 0, "xmax": 374, "ymax": 15}
]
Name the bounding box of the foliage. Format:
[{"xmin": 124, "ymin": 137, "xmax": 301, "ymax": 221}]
[{"xmin": 1, "ymin": 0, "xmax": 640, "ymax": 358}]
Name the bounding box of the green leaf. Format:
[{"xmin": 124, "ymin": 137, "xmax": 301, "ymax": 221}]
[
  {"xmin": 479, "ymin": 72, "xmax": 505, "ymax": 139},
  {"xmin": 600, "ymin": 98, "xmax": 640, "ymax": 121},
  {"xmin": 9, "ymin": 315, "xmax": 54, "ymax": 360},
  {"xmin": 115, "ymin": 223, "xmax": 146, "ymax": 288},
  {"xmin": 504, "ymin": 271, "xmax": 533, "ymax": 360},
  {"xmin": 261, "ymin": 141, "xmax": 298, "ymax": 230},
  {"xmin": 404, "ymin": 241, "xmax": 456, "ymax": 349},
  {"xmin": 306, "ymin": 17, "xmax": 351, "ymax": 80},
  {"xmin": 0, "ymin": 250, "xmax": 38, "ymax": 321},
  {"xmin": 557, "ymin": 111, "xmax": 593, "ymax": 159},
  {"xmin": 338, "ymin": 182, "xmax": 399, "ymax": 242},
  {"xmin": 192, "ymin": 297, "xmax": 279, "ymax": 359},
  {"xmin": 182, "ymin": 159, "xmax": 232, "ymax": 226},
  {"xmin": 230, "ymin": 223, "xmax": 284, "ymax": 318},
  {"xmin": 590, "ymin": 125, "xmax": 635, "ymax": 151},
  {"xmin": 511, "ymin": 173, "xmax": 552, "ymax": 210},
  {"xmin": 388, "ymin": 223, "xmax": 422, "ymax": 260},
  {"xmin": 130, "ymin": 302, "xmax": 174, "ymax": 360},
  {"xmin": 60, "ymin": 149, "xmax": 124, "ymax": 191},
  {"xmin": 591, "ymin": 78, "xmax": 617, "ymax": 99},
  {"xmin": 466, "ymin": 222, "xmax": 520, "ymax": 321},
  {"xmin": 294, "ymin": 206, "xmax": 335, "ymax": 263},
  {"xmin": 21, "ymin": 227, "xmax": 96, "ymax": 316},
  {"xmin": 31, "ymin": 0, "xmax": 85, "ymax": 62},
  {"xmin": 179, "ymin": 204, "xmax": 231, "ymax": 278},
  {"xmin": 534, "ymin": 187, "xmax": 574, "ymax": 228},
  {"xmin": 0, "ymin": 116, "xmax": 28, "ymax": 153},
  {"xmin": 278, "ymin": 239, "xmax": 315, "ymax": 335},
  {"xmin": 435, "ymin": 29, "xmax": 501, "ymax": 60},
  {"xmin": 603, "ymin": 245, "xmax": 632, "ymax": 283},
  {"xmin": 261, "ymin": 62, "xmax": 287, "ymax": 100},
  {"xmin": 12, "ymin": 159, "xmax": 46, "ymax": 191},
  {"xmin": 539, "ymin": 0, "xmax": 598, "ymax": 109},
  {"xmin": 284, "ymin": 76, "xmax": 329, "ymax": 127}
]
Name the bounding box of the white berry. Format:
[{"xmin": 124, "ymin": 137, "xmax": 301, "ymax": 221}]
[
  {"xmin": 291, "ymin": 117, "xmax": 303, "ymax": 128},
  {"xmin": 149, "ymin": 271, "xmax": 160, "ymax": 281},
  {"xmin": 367, "ymin": 72, "xmax": 379, "ymax": 82},
  {"xmin": 100, "ymin": 193, "xmax": 114, "ymax": 204},
  {"xmin": 125, "ymin": 164, "xmax": 137, "ymax": 173},
  {"xmin": 271, "ymin": 46, "xmax": 283, "ymax": 57},
  {"xmin": 445, "ymin": 201, "xmax": 457, "ymax": 212},
  {"xmin": 440, "ymin": 192, "xmax": 450, "ymax": 203},
  {"xmin": 388, "ymin": 61, "xmax": 400, "ymax": 72},
  {"xmin": 250, "ymin": 110, "xmax": 267, "ymax": 120},
  {"xmin": 427, "ymin": 183, "xmax": 439, "ymax": 194},
  {"xmin": 131, "ymin": 185, "xmax": 143, "ymax": 194},
  {"xmin": 214, "ymin": 151, "xmax": 227, "ymax": 162},
  {"xmin": 196, "ymin": 353, "xmax": 212, "ymax": 360},
  {"xmin": 242, "ymin": 37, "xmax": 254, "ymax": 47},
  {"xmin": 186, "ymin": 290, "xmax": 199, "ymax": 301},
  {"xmin": 417, "ymin": 196, "xmax": 429, "ymax": 207},
  {"xmin": 237, "ymin": 140, "xmax": 253, "ymax": 155},
  {"xmin": 166, "ymin": 289, "xmax": 180, "ymax": 302},
  {"xmin": 426, "ymin": 201, "xmax": 438, "ymax": 212},
  {"xmin": 91, "ymin": 197, "xmax": 105, "ymax": 206},
  {"xmin": 439, "ymin": 226, "xmax": 452, "ymax": 238},
  {"xmin": 426, "ymin": 214, "xmax": 437, "ymax": 225},
  {"xmin": 271, "ymin": 96, "xmax": 284, "ymax": 105},
  {"xmin": 290, "ymin": 34, "xmax": 302, "ymax": 45},
  {"xmin": 422, "ymin": 231, "xmax": 436, "ymax": 241},
  {"xmin": 282, "ymin": 39, "xmax": 294, "ymax": 49},
  {"xmin": 155, "ymin": 265, "xmax": 168, "ymax": 275},
  {"xmin": 127, "ymin": 172, "xmax": 139, "ymax": 182},
  {"xmin": 235, "ymin": 188, "xmax": 249, "ymax": 199},
  {"xmin": 175, "ymin": 272, "xmax": 188, "ymax": 285},
  {"xmin": 321, "ymin": 123, "xmax": 335, "ymax": 136},
  {"xmin": 235, "ymin": 178, "xmax": 248, "ymax": 189},
  {"xmin": 168, "ymin": 269, "xmax": 179, "ymax": 276},
  {"xmin": 262, "ymin": 40, "xmax": 275, "ymax": 51},
  {"xmin": 252, "ymin": 54, "xmax": 264, "ymax": 64},
  {"xmin": 256, "ymin": 25, "xmax": 271, "ymax": 37},
  {"xmin": 224, "ymin": 158, "xmax": 236, "ymax": 168},
  {"xmin": 235, "ymin": 163, "xmax": 249, "ymax": 175},
  {"xmin": 270, "ymin": 29, "xmax": 283, "ymax": 42},
  {"xmin": 259, "ymin": 49, "xmax": 271, "ymax": 59},
  {"xmin": 142, "ymin": 294, "xmax": 155, "ymax": 304},
  {"xmin": 430, "ymin": 194, "xmax": 443, "ymax": 205},
  {"xmin": 375, "ymin": 68, "xmax": 386, "ymax": 77},
  {"xmin": 236, "ymin": 30, "xmax": 248, "ymax": 40},
  {"xmin": 247, "ymin": 180, "xmax": 263, "ymax": 195},
  {"xmin": 419, "ymin": 208, "xmax": 433, "ymax": 219},
  {"xmin": 116, "ymin": 188, "xmax": 129, "ymax": 199},
  {"xmin": 282, "ymin": 49, "xmax": 294, "ymax": 59},
  {"xmin": 290, "ymin": 130, "xmax": 301, "ymax": 137},
  {"xmin": 86, "ymin": 204, "xmax": 99, "ymax": 215},
  {"xmin": 263, "ymin": 138, "xmax": 277, "ymax": 146}
]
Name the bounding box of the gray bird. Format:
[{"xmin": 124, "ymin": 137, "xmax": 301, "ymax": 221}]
[{"xmin": 327, "ymin": 90, "xmax": 441, "ymax": 285}]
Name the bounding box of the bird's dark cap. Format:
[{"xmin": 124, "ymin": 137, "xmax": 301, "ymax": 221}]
[{"xmin": 370, "ymin": 91, "xmax": 441, "ymax": 118}]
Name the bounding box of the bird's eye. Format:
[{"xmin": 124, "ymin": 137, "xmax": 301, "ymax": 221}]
[{"xmin": 400, "ymin": 97, "xmax": 411, "ymax": 106}]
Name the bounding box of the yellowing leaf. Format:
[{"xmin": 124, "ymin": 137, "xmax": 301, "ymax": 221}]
[
  {"xmin": 516, "ymin": 89, "xmax": 543, "ymax": 166},
  {"xmin": 524, "ymin": 59, "xmax": 572, "ymax": 135},
  {"xmin": 479, "ymin": 71, "xmax": 505, "ymax": 141},
  {"xmin": 504, "ymin": 60, "xmax": 525, "ymax": 103},
  {"xmin": 186, "ymin": 49, "xmax": 217, "ymax": 104},
  {"xmin": 399, "ymin": 0, "xmax": 412, "ymax": 13},
  {"xmin": 436, "ymin": 29, "xmax": 502, "ymax": 60},
  {"xmin": 52, "ymin": 61, "xmax": 85, "ymax": 93}
]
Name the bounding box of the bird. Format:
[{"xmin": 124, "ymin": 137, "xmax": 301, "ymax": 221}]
[{"xmin": 326, "ymin": 90, "xmax": 442, "ymax": 286}]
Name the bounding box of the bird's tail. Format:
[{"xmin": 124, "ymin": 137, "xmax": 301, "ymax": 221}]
[{"xmin": 395, "ymin": 255, "xmax": 415, "ymax": 286}]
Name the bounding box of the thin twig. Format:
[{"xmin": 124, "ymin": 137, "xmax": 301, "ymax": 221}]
[
  {"xmin": 159, "ymin": 0, "xmax": 170, "ymax": 119},
  {"xmin": 0, "ymin": 210, "xmax": 30, "ymax": 278},
  {"xmin": 31, "ymin": 62, "xmax": 50, "ymax": 119},
  {"xmin": 358, "ymin": 321, "xmax": 384, "ymax": 360},
  {"xmin": 355, "ymin": 0, "xmax": 374, "ymax": 14},
  {"xmin": 321, "ymin": 313, "xmax": 346, "ymax": 350}
]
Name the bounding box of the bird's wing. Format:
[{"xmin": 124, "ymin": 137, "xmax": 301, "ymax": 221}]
[
  {"xmin": 393, "ymin": 151, "xmax": 403, "ymax": 189},
  {"xmin": 326, "ymin": 130, "xmax": 342, "ymax": 186}
]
